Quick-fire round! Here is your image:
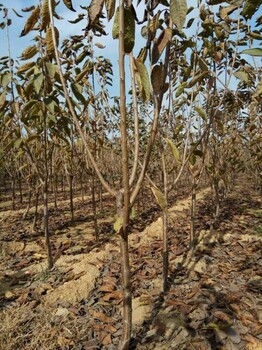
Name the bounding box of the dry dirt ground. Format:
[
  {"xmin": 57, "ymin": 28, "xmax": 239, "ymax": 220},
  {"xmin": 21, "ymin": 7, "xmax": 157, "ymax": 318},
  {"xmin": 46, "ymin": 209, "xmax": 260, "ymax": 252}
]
[{"xmin": 0, "ymin": 181, "xmax": 261, "ymax": 350}]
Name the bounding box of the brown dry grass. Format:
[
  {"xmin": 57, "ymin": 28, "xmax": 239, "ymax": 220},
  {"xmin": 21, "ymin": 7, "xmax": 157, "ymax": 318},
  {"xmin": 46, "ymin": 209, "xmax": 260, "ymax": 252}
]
[{"xmin": 0, "ymin": 304, "xmax": 90, "ymax": 350}]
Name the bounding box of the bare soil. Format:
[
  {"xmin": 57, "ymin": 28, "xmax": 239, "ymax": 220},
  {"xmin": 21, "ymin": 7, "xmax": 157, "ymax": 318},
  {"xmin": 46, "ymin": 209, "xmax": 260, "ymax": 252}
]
[{"xmin": 0, "ymin": 180, "xmax": 261, "ymax": 350}]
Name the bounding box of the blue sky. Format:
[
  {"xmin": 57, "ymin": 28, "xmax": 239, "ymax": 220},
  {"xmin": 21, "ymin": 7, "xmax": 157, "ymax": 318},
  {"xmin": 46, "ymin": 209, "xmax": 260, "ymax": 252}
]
[{"xmin": 0, "ymin": 1, "xmax": 261, "ymax": 97}]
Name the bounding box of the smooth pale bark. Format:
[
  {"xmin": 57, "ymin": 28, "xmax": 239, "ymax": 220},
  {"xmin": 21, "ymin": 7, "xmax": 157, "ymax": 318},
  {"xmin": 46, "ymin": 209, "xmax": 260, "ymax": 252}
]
[
  {"xmin": 162, "ymin": 154, "xmax": 169, "ymax": 293},
  {"xmin": 22, "ymin": 187, "xmax": 32, "ymax": 220},
  {"xmin": 43, "ymin": 180, "xmax": 53, "ymax": 269},
  {"xmin": 91, "ymin": 172, "xmax": 99, "ymax": 242},
  {"xmin": 190, "ymin": 176, "xmax": 197, "ymax": 248},
  {"xmin": 118, "ymin": 0, "xmax": 131, "ymax": 347},
  {"xmin": 31, "ymin": 186, "xmax": 40, "ymax": 232},
  {"xmin": 11, "ymin": 177, "xmax": 15, "ymax": 210},
  {"xmin": 68, "ymin": 174, "xmax": 74, "ymax": 221}
]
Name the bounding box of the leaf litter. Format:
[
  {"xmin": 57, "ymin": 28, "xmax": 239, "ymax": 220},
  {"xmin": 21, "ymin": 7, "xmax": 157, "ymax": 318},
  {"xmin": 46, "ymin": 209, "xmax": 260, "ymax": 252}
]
[{"xmin": 0, "ymin": 181, "xmax": 261, "ymax": 349}]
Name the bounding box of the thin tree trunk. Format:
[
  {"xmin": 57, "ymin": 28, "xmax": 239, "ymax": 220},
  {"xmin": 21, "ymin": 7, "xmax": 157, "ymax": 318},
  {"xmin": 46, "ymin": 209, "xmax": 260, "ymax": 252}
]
[
  {"xmin": 91, "ymin": 172, "xmax": 98, "ymax": 242},
  {"xmin": 31, "ymin": 186, "xmax": 40, "ymax": 232},
  {"xmin": 117, "ymin": 192, "xmax": 131, "ymax": 350},
  {"xmin": 162, "ymin": 155, "xmax": 169, "ymax": 293},
  {"xmin": 53, "ymin": 174, "xmax": 58, "ymax": 210},
  {"xmin": 118, "ymin": 0, "xmax": 131, "ymax": 346},
  {"xmin": 18, "ymin": 174, "xmax": 23, "ymax": 203},
  {"xmin": 99, "ymin": 180, "xmax": 104, "ymax": 213},
  {"xmin": 23, "ymin": 187, "xmax": 32, "ymax": 220},
  {"xmin": 69, "ymin": 174, "xmax": 74, "ymax": 221},
  {"xmin": 43, "ymin": 181, "xmax": 53, "ymax": 269},
  {"xmin": 11, "ymin": 177, "xmax": 15, "ymax": 210},
  {"xmin": 190, "ymin": 176, "xmax": 197, "ymax": 248},
  {"xmin": 80, "ymin": 172, "xmax": 84, "ymax": 203}
]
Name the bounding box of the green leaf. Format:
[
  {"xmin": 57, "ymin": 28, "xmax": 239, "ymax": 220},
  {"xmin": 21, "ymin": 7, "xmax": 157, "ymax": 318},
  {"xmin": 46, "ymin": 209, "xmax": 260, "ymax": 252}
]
[
  {"xmin": 219, "ymin": 5, "xmax": 238, "ymax": 19},
  {"xmin": 14, "ymin": 138, "xmax": 23, "ymax": 149},
  {"xmin": 75, "ymin": 66, "xmax": 91, "ymax": 83},
  {"xmin": 241, "ymin": 48, "xmax": 262, "ymax": 57},
  {"xmin": 1, "ymin": 72, "xmax": 11, "ymax": 88},
  {"xmin": 114, "ymin": 216, "xmax": 123, "ymax": 233},
  {"xmin": 112, "ymin": 7, "xmax": 135, "ymax": 53},
  {"xmin": 44, "ymin": 97, "xmax": 57, "ymax": 114},
  {"xmin": 187, "ymin": 71, "xmax": 208, "ymax": 88},
  {"xmin": 71, "ymin": 83, "xmax": 87, "ymax": 106},
  {"xmin": 198, "ymin": 57, "xmax": 208, "ymax": 72},
  {"xmin": 253, "ymin": 78, "xmax": 262, "ymax": 98},
  {"xmin": 152, "ymin": 28, "xmax": 172, "ymax": 65},
  {"xmin": 175, "ymin": 82, "xmax": 187, "ymax": 97},
  {"xmin": 112, "ymin": 7, "xmax": 119, "ymax": 39},
  {"xmin": 45, "ymin": 62, "xmax": 57, "ymax": 79},
  {"xmin": 130, "ymin": 207, "xmax": 136, "ymax": 220},
  {"xmin": 241, "ymin": 0, "xmax": 261, "ymax": 19},
  {"xmin": 0, "ymin": 90, "xmax": 6, "ymax": 109},
  {"xmin": 134, "ymin": 58, "xmax": 151, "ymax": 102},
  {"xmin": 33, "ymin": 73, "xmax": 44, "ymax": 94},
  {"xmin": 170, "ymin": 0, "xmax": 188, "ymax": 32},
  {"xmin": 151, "ymin": 186, "xmax": 167, "ymax": 212},
  {"xmin": 137, "ymin": 47, "xmax": 147, "ymax": 63},
  {"xmin": 23, "ymin": 99, "xmax": 40, "ymax": 113},
  {"xmin": 165, "ymin": 138, "xmax": 181, "ymax": 164},
  {"xmin": 195, "ymin": 106, "xmax": 206, "ymax": 121},
  {"xmin": 234, "ymin": 70, "xmax": 249, "ymax": 83}
]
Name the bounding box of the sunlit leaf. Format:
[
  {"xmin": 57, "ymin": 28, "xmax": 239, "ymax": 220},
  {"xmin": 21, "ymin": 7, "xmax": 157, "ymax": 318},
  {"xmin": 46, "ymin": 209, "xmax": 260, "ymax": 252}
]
[
  {"xmin": 46, "ymin": 26, "xmax": 59, "ymax": 58},
  {"xmin": 20, "ymin": 45, "xmax": 38, "ymax": 60},
  {"xmin": 41, "ymin": 0, "xmax": 55, "ymax": 30},
  {"xmin": 241, "ymin": 48, "xmax": 262, "ymax": 56},
  {"xmin": 175, "ymin": 82, "xmax": 187, "ymax": 97},
  {"xmin": 134, "ymin": 58, "xmax": 151, "ymax": 102},
  {"xmin": 20, "ymin": 6, "xmax": 40, "ymax": 36},
  {"xmin": 0, "ymin": 91, "xmax": 7, "ymax": 109},
  {"xmin": 234, "ymin": 70, "xmax": 249, "ymax": 83},
  {"xmin": 165, "ymin": 138, "xmax": 181, "ymax": 164},
  {"xmin": 187, "ymin": 71, "xmax": 208, "ymax": 88},
  {"xmin": 137, "ymin": 47, "xmax": 147, "ymax": 63},
  {"xmin": 195, "ymin": 106, "xmax": 206, "ymax": 121},
  {"xmin": 253, "ymin": 78, "xmax": 262, "ymax": 98},
  {"xmin": 151, "ymin": 186, "xmax": 167, "ymax": 212},
  {"xmin": 33, "ymin": 73, "xmax": 44, "ymax": 94},
  {"xmin": 95, "ymin": 42, "xmax": 105, "ymax": 49},
  {"xmin": 219, "ymin": 5, "xmax": 238, "ymax": 19},
  {"xmin": 1, "ymin": 72, "xmax": 11, "ymax": 88},
  {"xmin": 114, "ymin": 216, "xmax": 123, "ymax": 233},
  {"xmin": 45, "ymin": 61, "xmax": 57, "ymax": 78},
  {"xmin": 17, "ymin": 62, "xmax": 36, "ymax": 74},
  {"xmin": 112, "ymin": 6, "xmax": 135, "ymax": 53},
  {"xmin": 105, "ymin": 0, "xmax": 115, "ymax": 20},
  {"xmin": 170, "ymin": 0, "xmax": 188, "ymax": 32}
]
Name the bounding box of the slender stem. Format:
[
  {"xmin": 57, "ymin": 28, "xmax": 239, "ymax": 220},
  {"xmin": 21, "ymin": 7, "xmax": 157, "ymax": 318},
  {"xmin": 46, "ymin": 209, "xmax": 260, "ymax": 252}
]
[
  {"xmin": 118, "ymin": 0, "xmax": 131, "ymax": 348},
  {"xmin": 129, "ymin": 54, "xmax": 140, "ymax": 187}
]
